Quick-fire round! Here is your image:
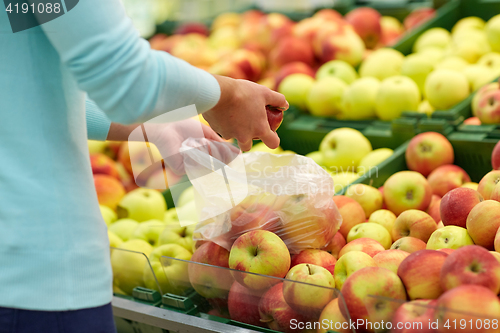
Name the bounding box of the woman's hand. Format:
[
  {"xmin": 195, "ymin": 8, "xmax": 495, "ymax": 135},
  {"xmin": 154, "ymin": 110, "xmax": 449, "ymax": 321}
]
[{"xmin": 202, "ymin": 75, "xmax": 289, "ymax": 152}]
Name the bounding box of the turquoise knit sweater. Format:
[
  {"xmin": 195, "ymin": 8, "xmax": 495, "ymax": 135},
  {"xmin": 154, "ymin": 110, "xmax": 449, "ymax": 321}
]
[{"xmin": 0, "ymin": 0, "xmax": 220, "ymax": 310}]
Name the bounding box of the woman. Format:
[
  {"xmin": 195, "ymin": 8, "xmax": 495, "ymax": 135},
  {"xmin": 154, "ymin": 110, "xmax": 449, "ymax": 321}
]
[{"xmin": 0, "ymin": 0, "xmax": 288, "ymax": 332}]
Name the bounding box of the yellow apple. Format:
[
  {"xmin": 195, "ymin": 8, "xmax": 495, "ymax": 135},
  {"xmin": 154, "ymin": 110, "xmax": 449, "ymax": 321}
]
[
  {"xmin": 111, "ymin": 239, "xmax": 153, "ymax": 295},
  {"xmin": 248, "ymin": 142, "xmax": 284, "ymax": 154},
  {"xmin": 108, "ymin": 231, "xmax": 123, "ymax": 251},
  {"xmin": 341, "ymin": 77, "xmax": 380, "ymax": 120},
  {"xmin": 435, "ymin": 56, "xmax": 469, "ymax": 72},
  {"xmin": 477, "ymin": 52, "xmax": 500, "ymax": 70},
  {"xmin": 452, "ymin": 16, "xmax": 485, "ymax": 34},
  {"xmin": 108, "ymin": 219, "xmax": 139, "ymax": 241},
  {"xmin": 158, "ymin": 225, "xmax": 195, "ymax": 252},
  {"xmin": 117, "ymin": 188, "xmax": 167, "ymax": 222},
  {"xmin": 359, "ymin": 48, "xmax": 404, "ymax": 81},
  {"xmin": 278, "ymin": 74, "xmax": 315, "ymax": 110},
  {"xmin": 319, "ymin": 128, "xmax": 372, "ymax": 170},
  {"xmin": 425, "ymin": 69, "xmax": 469, "ymax": 110},
  {"xmin": 413, "ymin": 27, "xmax": 451, "ymax": 52},
  {"xmin": 487, "ymin": 14, "xmax": 500, "ymax": 52},
  {"xmin": 369, "ymin": 209, "xmax": 397, "ymax": 234},
  {"xmin": 331, "ymin": 172, "xmax": 360, "ymax": 194},
  {"xmin": 306, "ymin": 77, "xmax": 348, "ymax": 117},
  {"xmin": 375, "ymin": 76, "xmax": 421, "ymax": 120},
  {"xmin": 417, "ymin": 46, "xmax": 445, "ymax": 65},
  {"xmin": 100, "ymin": 204, "xmax": 117, "ymax": 227},
  {"xmin": 357, "ymin": 148, "xmax": 393, "ymax": 176},
  {"xmin": 347, "ymin": 222, "xmax": 392, "ymax": 249},
  {"xmin": 401, "ymin": 54, "xmax": 435, "ymax": 96},
  {"xmin": 316, "ymin": 60, "xmax": 358, "ymax": 84},
  {"xmin": 418, "ymin": 99, "xmax": 435, "ymax": 116},
  {"xmin": 143, "ymin": 244, "xmax": 192, "ymax": 295},
  {"xmin": 462, "ymin": 182, "xmax": 479, "ymax": 191},
  {"xmin": 131, "ymin": 219, "xmax": 167, "ymax": 247},
  {"xmin": 306, "ymin": 151, "xmax": 324, "ymax": 166},
  {"xmin": 345, "ymin": 184, "xmax": 383, "ymax": 217}
]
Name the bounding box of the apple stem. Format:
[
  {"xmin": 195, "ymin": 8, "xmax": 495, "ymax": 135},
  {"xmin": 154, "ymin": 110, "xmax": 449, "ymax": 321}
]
[{"xmin": 306, "ymin": 264, "xmax": 312, "ymax": 275}]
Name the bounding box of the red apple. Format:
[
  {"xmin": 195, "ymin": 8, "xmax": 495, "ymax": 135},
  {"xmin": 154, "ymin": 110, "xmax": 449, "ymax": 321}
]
[
  {"xmin": 273, "ymin": 61, "xmax": 315, "ymax": 90},
  {"xmin": 392, "ymin": 210, "xmax": 437, "ymax": 243},
  {"xmin": 383, "ymin": 171, "xmax": 433, "ymax": 215},
  {"xmin": 437, "ymin": 248, "xmax": 455, "ymax": 255},
  {"xmin": 345, "ymin": 7, "xmax": 382, "ymax": 49},
  {"xmin": 338, "ymin": 238, "xmax": 385, "ymax": 258},
  {"xmin": 380, "ymin": 16, "xmax": 404, "ymax": 47},
  {"xmin": 478, "ymin": 170, "xmax": 500, "ymax": 199},
  {"xmin": 440, "ymin": 245, "xmax": 500, "ymax": 294},
  {"xmin": 397, "ymin": 249, "xmax": 448, "ymax": 300},
  {"xmin": 332, "ymin": 196, "xmax": 366, "ymax": 238},
  {"xmin": 258, "ymin": 283, "xmax": 310, "ymax": 333},
  {"xmin": 391, "ymin": 299, "xmax": 438, "ymax": 333},
  {"xmin": 208, "ymin": 61, "xmax": 247, "ymax": 80},
  {"xmin": 227, "ymin": 201, "xmax": 279, "ymax": 244},
  {"xmin": 317, "ymin": 298, "xmax": 351, "ymax": 333},
  {"xmin": 427, "ymin": 165, "xmax": 471, "ymax": 197},
  {"xmin": 405, "ymin": 132, "xmax": 454, "ymax": 177},
  {"xmin": 466, "ymin": 200, "xmax": 500, "ymax": 250},
  {"xmin": 341, "ymin": 267, "xmax": 407, "ymax": 331},
  {"xmin": 228, "ymin": 282, "xmax": 266, "ymax": 327},
  {"xmin": 229, "ymin": 230, "xmax": 290, "ymax": 290},
  {"xmin": 266, "ymin": 106, "xmax": 284, "ymax": 132},
  {"xmin": 391, "ymin": 236, "xmax": 427, "ymax": 253},
  {"xmin": 189, "ymin": 242, "xmax": 234, "ymax": 301},
  {"xmin": 269, "ymin": 36, "xmax": 315, "ymax": 69},
  {"xmin": 440, "ymin": 187, "xmax": 483, "ymax": 228},
  {"xmin": 464, "ymin": 116, "xmax": 481, "ymax": 125},
  {"xmin": 473, "ymin": 90, "xmax": 500, "ymax": 124},
  {"xmin": 291, "ymin": 249, "xmax": 336, "ymax": 275},
  {"xmin": 322, "ymin": 232, "xmax": 346, "ymax": 259},
  {"xmin": 435, "ymin": 285, "xmax": 500, "ymax": 333},
  {"xmin": 90, "ymin": 153, "xmax": 120, "ymax": 179},
  {"xmin": 426, "ymin": 194, "xmax": 442, "ymax": 223},
  {"xmin": 373, "ymin": 249, "xmax": 410, "ymax": 275},
  {"xmin": 93, "ymin": 174, "xmax": 125, "ymax": 210},
  {"xmin": 174, "ymin": 22, "xmax": 209, "ymax": 36},
  {"xmin": 492, "ymin": 141, "xmax": 500, "ymax": 170},
  {"xmin": 404, "ymin": 8, "xmax": 436, "ymax": 31},
  {"xmin": 228, "ymin": 49, "xmax": 264, "ymax": 82}
]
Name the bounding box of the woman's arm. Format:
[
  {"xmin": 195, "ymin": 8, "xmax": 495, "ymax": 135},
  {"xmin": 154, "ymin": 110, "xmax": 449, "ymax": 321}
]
[{"xmin": 38, "ymin": 0, "xmax": 287, "ymax": 149}]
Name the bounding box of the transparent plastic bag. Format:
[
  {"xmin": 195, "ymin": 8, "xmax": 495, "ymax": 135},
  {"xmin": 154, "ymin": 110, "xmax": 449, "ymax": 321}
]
[{"xmin": 179, "ymin": 138, "xmax": 343, "ymax": 254}]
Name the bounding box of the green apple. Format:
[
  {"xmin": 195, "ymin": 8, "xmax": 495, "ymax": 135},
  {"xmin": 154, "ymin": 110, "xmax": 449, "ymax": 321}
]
[
  {"xmin": 320, "ymin": 128, "xmax": 372, "ymax": 170},
  {"xmin": 435, "ymin": 56, "xmax": 469, "ymax": 72},
  {"xmin": 177, "ymin": 187, "xmax": 195, "ymax": 207},
  {"xmin": 341, "ymin": 77, "xmax": 380, "ymax": 120},
  {"xmin": 487, "ymin": 14, "xmax": 500, "ymax": 52},
  {"xmin": 109, "ymin": 219, "xmax": 139, "ymax": 241},
  {"xmin": 283, "ymin": 264, "xmax": 335, "ymax": 316},
  {"xmin": 111, "ymin": 239, "xmax": 153, "ymax": 295},
  {"xmin": 143, "ymin": 244, "xmax": 192, "ymax": 295},
  {"xmin": 463, "ymin": 64, "xmax": 491, "ymax": 90},
  {"xmin": 401, "ymin": 54, "xmax": 435, "ymax": 96},
  {"xmin": 375, "ymin": 76, "xmax": 421, "ymax": 120},
  {"xmin": 345, "ymin": 184, "xmax": 383, "ymax": 217},
  {"xmin": 158, "ymin": 225, "xmax": 195, "ymax": 252},
  {"xmin": 418, "ymin": 99, "xmax": 435, "ymax": 116},
  {"xmin": 108, "ymin": 231, "xmax": 123, "ymax": 251},
  {"xmin": 368, "ymin": 209, "xmax": 397, "ymax": 235},
  {"xmin": 278, "ymin": 73, "xmax": 315, "ymax": 110},
  {"xmin": 306, "ymin": 77, "xmax": 348, "ymax": 117},
  {"xmin": 330, "ymin": 172, "xmax": 360, "ymax": 193},
  {"xmin": 117, "ymin": 188, "xmax": 167, "ymax": 222},
  {"xmin": 334, "ymin": 251, "xmax": 376, "ymax": 290},
  {"xmin": 316, "ymin": 60, "xmax": 358, "ymax": 84},
  {"xmin": 451, "ymin": 29, "xmax": 491, "ymax": 60},
  {"xmin": 88, "ymin": 140, "xmax": 108, "ymax": 154},
  {"xmin": 359, "ymin": 48, "xmax": 404, "ymax": 81},
  {"xmin": 347, "ymin": 222, "xmax": 392, "ymax": 249},
  {"xmin": 413, "ymin": 28, "xmax": 451, "ymax": 53},
  {"xmin": 131, "ymin": 219, "xmax": 167, "ymax": 246},
  {"xmin": 452, "ymin": 16, "xmax": 485, "ymax": 34},
  {"xmin": 357, "ymin": 148, "xmax": 393, "ymax": 176},
  {"xmin": 426, "ymin": 226, "xmax": 474, "ymax": 250},
  {"xmin": 477, "ymin": 52, "xmax": 500, "ymax": 70},
  {"xmin": 100, "ymin": 204, "xmax": 117, "ymax": 227},
  {"xmin": 425, "ymin": 69, "xmax": 469, "ymax": 110}
]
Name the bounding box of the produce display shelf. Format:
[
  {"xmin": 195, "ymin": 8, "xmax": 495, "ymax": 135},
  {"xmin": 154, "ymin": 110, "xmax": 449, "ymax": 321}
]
[
  {"xmin": 353, "ymin": 0, "xmax": 434, "ymax": 21},
  {"xmin": 392, "ymin": 0, "xmax": 500, "ymax": 130}
]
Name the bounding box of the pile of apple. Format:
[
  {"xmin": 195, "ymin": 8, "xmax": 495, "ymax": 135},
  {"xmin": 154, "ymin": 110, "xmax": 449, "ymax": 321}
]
[
  {"xmin": 469, "ymin": 80, "xmax": 500, "ymax": 125},
  {"xmin": 148, "ymin": 6, "xmax": 434, "ymax": 91},
  {"xmin": 185, "ymin": 131, "xmax": 500, "ymax": 333}
]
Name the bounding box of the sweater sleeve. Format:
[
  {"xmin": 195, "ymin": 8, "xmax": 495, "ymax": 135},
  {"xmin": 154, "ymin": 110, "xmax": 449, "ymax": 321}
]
[
  {"xmin": 37, "ymin": 0, "xmax": 220, "ymax": 125},
  {"xmin": 86, "ymin": 99, "xmax": 111, "ymax": 141}
]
